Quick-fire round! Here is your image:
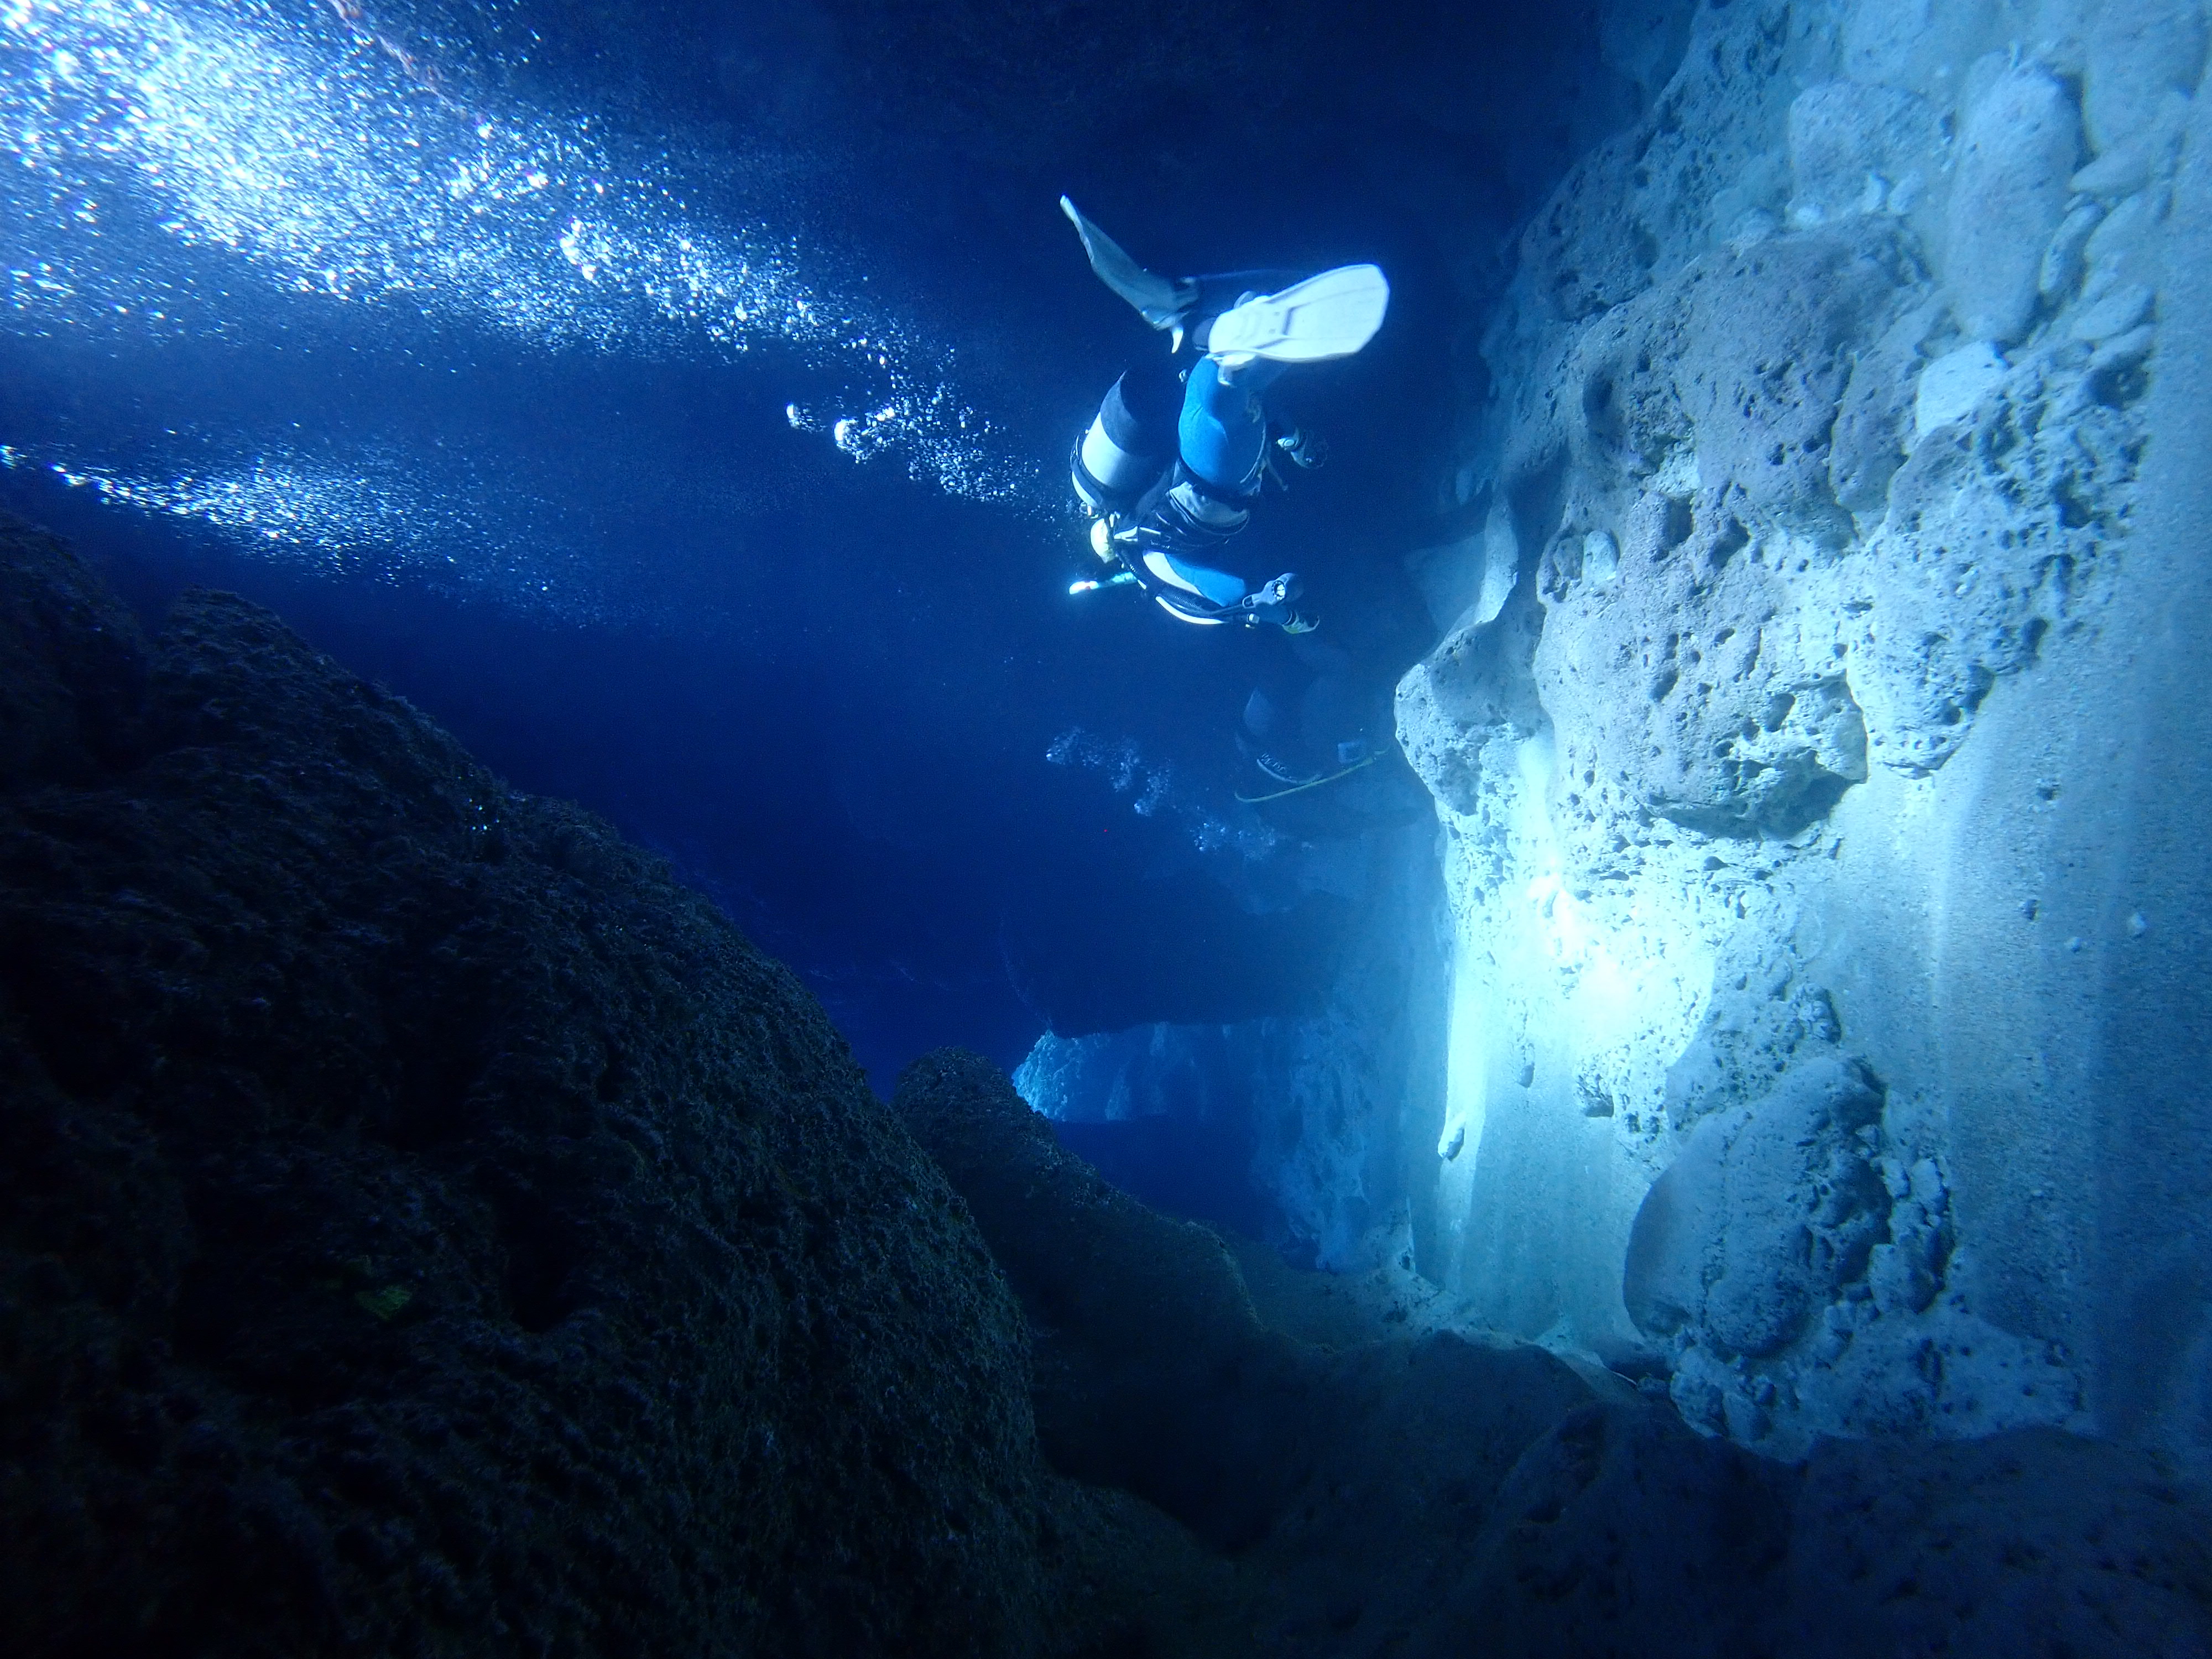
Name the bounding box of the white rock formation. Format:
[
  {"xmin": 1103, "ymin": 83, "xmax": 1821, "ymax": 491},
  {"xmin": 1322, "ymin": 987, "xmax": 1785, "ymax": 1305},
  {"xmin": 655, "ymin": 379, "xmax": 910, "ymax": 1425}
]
[
  {"xmin": 1396, "ymin": 0, "xmax": 2206, "ymax": 1461},
  {"xmin": 1947, "ymin": 64, "xmax": 2079, "ymax": 345}
]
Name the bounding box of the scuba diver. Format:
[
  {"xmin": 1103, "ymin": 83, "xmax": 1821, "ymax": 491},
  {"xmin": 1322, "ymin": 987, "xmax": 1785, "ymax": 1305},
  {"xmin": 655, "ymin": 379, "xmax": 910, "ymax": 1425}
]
[
  {"xmin": 1234, "ymin": 641, "xmax": 1434, "ymax": 829},
  {"xmin": 1061, "ymin": 197, "xmax": 1390, "ymax": 633},
  {"xmin": 1237, "ymin": 645, "xmax": 1375, "ymax": 790}
]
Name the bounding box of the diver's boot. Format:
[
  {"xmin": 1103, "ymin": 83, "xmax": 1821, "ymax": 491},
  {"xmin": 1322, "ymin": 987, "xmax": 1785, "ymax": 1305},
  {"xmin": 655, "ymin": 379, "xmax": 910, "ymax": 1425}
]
[
  {"xmin": 1207, "ymin": 264, "xmax": 1391, "ymax": 369},
  {"xmin": 1060, "ymin": 196, "xmax": 1196, "ymax": 332}
]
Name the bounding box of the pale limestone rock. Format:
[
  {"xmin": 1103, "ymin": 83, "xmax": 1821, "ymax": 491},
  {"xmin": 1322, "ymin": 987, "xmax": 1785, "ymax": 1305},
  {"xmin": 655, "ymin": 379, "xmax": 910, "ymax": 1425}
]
[
  {"xmin": 2083, "ymin": 0, "xmax": 2208, "ymax": 154},
  {"xmin": 1394, "ymin": 0, "xmax": 2161, "ymax": 1463},
  {"xmin": 1861, "ymin": 359, "xmax": 2141, "ymax": 774},
  {"xmin": 2031, "ymin": 0, "xmax": 2099, "ymax": 75},
  {"xmin": 2038, "ymin": 197, "xmax": 2105, "ymax": 302},
  {"xmin": 1841, "ymin": 0, "xmax": 2002, "ymax": 102},
  {"xmin": 2070, "ymin": 280, "xmax": 2156, "ymax": 343},
  {"xmin": 2084, "ymin": 185, "xmax": 2169, "ymax": 290},
  {"xmin": 2072, "ymin": 90, "xmax": 2193, "ymax": 197},
  {"xmin": 1913, "ymin": 341, "xmax": 2007, "ymax": 438},
  {"xmin": 1832, "ymin": 301, "xmax": 1942, "ymax": 513},
  {"xmin": 1673, "ymin": 227, "xmax": 1912, "ymax": 533},
  {"xmin": 2090, "ymin": 321, "xmax": 2157, "ymax": 375},
  {"xmin": 1787, "ymin": 81, "xmax": 1940, "ymax": 226},
  {"xmin": 1946, "ymin": 65, "xmax": 2081, "ymax": 343},
  {"xmin": 1624, "ymin": 1055, "xmax": 1888, "ymax": 1357}
]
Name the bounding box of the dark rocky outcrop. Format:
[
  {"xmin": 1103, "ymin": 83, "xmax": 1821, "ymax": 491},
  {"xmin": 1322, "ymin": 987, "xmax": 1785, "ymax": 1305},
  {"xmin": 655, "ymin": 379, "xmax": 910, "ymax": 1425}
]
[
  {"xmin": 900, "ymin": 1047, "xmax": 2212, "ymax": 1659},
  {"xmin": 898, "ymin": 1049, "xmax": 1607, "ymax": 1652},
  {"xmin": 0, "ymin": 515, "xmax": 1071, "ymax": 1657}
]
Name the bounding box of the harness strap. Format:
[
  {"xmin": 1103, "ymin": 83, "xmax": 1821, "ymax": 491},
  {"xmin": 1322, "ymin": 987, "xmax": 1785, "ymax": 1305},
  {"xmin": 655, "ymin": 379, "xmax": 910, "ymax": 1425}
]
[{"xmin": 1172, "ymin": 458, "xmax": 1263, "ymax": 510}]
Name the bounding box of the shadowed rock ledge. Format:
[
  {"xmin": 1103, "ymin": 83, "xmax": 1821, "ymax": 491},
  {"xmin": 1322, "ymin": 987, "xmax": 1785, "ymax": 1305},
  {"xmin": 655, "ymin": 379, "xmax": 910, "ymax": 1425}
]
[{"xmin": 899, "ymin": 1046, "xmax": 2212, "ymax": 1658}]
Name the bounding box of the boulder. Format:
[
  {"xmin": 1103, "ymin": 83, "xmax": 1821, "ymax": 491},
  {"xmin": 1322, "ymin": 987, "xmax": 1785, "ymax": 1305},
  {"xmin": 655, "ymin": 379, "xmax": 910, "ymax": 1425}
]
[
  {"xmin": 1787, "ymin": 80, "xmax": 1940, "ymax": 224},
  {"xmin": 0, "ymin": 515, "xmax": 1061, "ymax": 1658},
  {"xmin": 1831, "ymin": 301, "xmax": 1941, "ymax": 512},
  {"xmin": 1945, "ymin": 65, "xmax": 2081, "ymax": 343},
  {"xmin": 1625, "ymin": 1055, "xmax": 1890, "ymax": 1356},
  {"xmin": 1843, "ymin": 0, "xmax": 2000, "ymax": 97},
  {"xmin": 1535, "ymin": 483, "xmax": 1871, "ymax": 841},
  {"xmin": 2083, "ymin": 0, "xmax": 2208, "ymax": 155},
  {"xmin": 1674, "ymin": 226, "xmax": 1912, "ymax": 529}
]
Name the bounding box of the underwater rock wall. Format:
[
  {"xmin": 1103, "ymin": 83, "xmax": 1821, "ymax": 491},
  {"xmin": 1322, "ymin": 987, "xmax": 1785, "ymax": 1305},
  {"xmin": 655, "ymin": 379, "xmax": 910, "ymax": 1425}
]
[
  {"xmin": 5, "ymin": 508, "xmax": 2204, "ymax": 1655},
  {"xmin": 1400, "ymin": 0, "xmax": 2212, "ymax": 1460}
]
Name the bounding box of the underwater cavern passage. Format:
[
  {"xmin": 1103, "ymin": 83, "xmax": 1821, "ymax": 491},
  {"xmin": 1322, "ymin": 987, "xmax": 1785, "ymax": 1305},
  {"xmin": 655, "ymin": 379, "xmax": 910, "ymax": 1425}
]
[{"xmin": 4, "ymin": 0, "xmax": 2212, "ymax": 1654}]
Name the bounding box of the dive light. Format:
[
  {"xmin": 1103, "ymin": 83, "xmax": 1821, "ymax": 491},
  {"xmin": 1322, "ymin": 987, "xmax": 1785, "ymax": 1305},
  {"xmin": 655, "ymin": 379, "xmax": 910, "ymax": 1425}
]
[{"xmin": 1070, "ymin": 572, "xmax": 1139, "ymax": 596}]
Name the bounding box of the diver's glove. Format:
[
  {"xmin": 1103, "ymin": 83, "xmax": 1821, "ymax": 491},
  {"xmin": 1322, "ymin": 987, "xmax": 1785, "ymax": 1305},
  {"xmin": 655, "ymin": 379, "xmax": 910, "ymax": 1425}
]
[{"xmin": 1060, "ymin": 196, "xmax": 1195, "ymax": 332}]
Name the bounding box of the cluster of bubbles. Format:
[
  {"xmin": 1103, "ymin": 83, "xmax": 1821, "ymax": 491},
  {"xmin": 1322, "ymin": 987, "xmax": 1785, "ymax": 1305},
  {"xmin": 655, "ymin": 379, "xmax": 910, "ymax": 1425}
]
[
  {"xmin": 1046, "ymin": 726, "xmax": 1282, "ymax": 860},
  {"xmin": 0, "ymin": 435, "xmax": 606, "ymax": 613},
  {"xmin": 0, "ymin": 0, "xmax": 1044, "ymax": 572}
]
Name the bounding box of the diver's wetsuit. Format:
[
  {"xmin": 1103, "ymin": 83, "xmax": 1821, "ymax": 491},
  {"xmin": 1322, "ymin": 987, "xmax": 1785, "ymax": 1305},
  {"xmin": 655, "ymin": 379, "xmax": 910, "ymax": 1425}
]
[{"xmin": 1073, "ymin": 272, "xmax": 1307, "ymax": 624}]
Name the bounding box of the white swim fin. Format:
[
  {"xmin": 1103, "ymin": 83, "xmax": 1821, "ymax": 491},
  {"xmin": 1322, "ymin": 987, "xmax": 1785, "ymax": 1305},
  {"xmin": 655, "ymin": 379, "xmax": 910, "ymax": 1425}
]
[
  {"xmin": 1060, "ymin": 195, "xmax": 1191, "ymax": 331},
  {"xmin": 1206, "ymin": 264, "xmax": 1390, "ymax": 367}
]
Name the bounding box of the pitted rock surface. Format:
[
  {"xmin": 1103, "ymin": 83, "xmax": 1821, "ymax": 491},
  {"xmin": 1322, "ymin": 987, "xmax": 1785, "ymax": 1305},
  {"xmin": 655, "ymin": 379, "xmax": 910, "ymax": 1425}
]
[{"xmin": 1395, "ymin": 0, "xmax": 2171, "ymax": 1460}]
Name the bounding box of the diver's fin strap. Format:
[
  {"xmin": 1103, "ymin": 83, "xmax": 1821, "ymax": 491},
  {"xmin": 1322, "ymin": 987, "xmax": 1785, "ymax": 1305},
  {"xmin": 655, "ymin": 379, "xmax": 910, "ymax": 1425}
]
[
  {"xmin": 1118, "ymin": 560, "xmax": 1306, "ymax": 629},
  {"xmin": 1131, "ymin": 491, "xmax": 1245, "ymax": 551},
  {"xmin": 1112, "ymin": 550, "xmax": 1241, "ymax": 622},
  {"xmin": 1060, "ymin": 196, "xmax": 1193, "ymax": 331},
  {"xmin": 1069, "ymin": 434, "xmax": 1171, "ymax": 519}
]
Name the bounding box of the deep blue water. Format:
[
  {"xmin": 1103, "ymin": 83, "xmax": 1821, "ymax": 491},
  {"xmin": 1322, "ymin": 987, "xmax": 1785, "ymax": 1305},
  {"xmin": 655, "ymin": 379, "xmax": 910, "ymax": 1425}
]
[{"xmin": 0, "ymin": 0, "xmax": 1613, "ymax": 1114}]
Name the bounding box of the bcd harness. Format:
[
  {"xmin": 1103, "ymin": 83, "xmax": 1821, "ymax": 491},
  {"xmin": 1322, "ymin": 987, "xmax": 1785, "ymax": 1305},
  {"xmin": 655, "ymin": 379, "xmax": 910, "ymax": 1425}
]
[{"xmin": 1070, "ymin": 422, "xmax": 1305, "ymax": 624}]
